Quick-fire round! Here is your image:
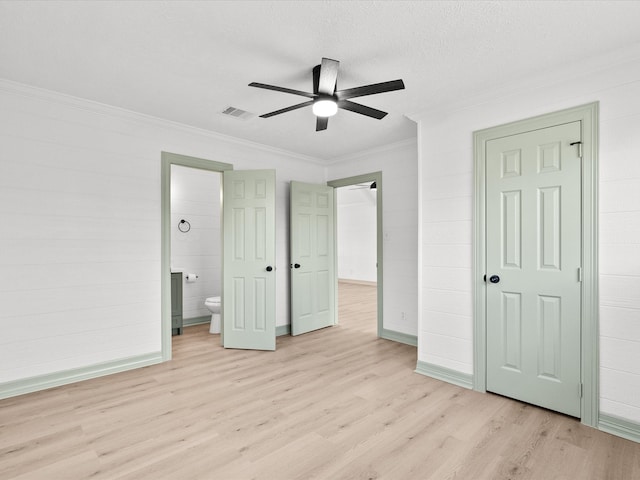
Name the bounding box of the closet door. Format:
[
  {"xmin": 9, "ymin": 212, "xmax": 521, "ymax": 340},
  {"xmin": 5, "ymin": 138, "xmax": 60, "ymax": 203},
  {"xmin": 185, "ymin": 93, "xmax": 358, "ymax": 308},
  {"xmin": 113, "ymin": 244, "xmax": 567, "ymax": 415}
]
[{"xmin": 485, "ymin": 122, "xmax": 582, "ymax": 417}]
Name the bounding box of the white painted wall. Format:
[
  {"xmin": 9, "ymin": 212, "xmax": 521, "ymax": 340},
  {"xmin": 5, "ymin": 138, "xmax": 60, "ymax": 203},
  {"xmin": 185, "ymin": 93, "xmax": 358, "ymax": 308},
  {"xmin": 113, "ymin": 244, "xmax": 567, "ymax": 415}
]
[
  {"xmin": 413, "ymin": 48, "xmax": 640, "ymax": 423},
  {"xmin": 328, "ymin": 139, "xmax": 418, "ymax": 336},
  {"xmin": 336, "ymin": 187, "xmax": 377, "ymax": 283},
  {"xmin": 0, "ymin": 80, "xmax": 325, "ymax": 385},
  {"xmin": 171, "ymin": 165, "xmax": 221, "ymax": 321}
]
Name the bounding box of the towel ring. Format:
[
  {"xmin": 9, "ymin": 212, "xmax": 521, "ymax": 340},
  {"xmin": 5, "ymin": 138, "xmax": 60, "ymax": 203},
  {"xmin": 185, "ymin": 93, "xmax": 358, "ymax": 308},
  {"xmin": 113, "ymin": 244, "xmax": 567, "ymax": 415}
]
[{"xmin": 178, "ymin": 219, "xmax": 191, "ymax": 233}]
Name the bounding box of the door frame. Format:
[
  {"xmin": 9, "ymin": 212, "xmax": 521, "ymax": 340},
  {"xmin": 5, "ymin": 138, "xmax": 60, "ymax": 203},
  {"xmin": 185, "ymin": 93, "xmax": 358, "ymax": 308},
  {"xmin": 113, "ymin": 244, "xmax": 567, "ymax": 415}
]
[
  {"xmin": 472, "ymin": 103, "xmax": 599, "ymax": 427},
  {"xmin": 328, "ymin": 172, "xmax": 384, "ymax": 339},
  {"xmin": 161, "ymin": 151, "xmax": 233, "ymax": 361}
]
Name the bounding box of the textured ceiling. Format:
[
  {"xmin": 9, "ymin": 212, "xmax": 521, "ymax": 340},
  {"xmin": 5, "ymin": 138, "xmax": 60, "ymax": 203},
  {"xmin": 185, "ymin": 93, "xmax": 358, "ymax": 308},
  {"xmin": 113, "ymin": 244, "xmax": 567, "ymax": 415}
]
[{"xmin": 1, "ymin": 1, "xmax": 640, "ymax": 161}]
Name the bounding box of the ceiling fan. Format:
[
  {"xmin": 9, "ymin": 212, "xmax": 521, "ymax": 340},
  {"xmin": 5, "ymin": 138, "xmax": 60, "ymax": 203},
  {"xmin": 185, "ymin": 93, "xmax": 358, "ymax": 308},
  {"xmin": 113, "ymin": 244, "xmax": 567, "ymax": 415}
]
[{"xmin": 249, "ymin": 58, "xmax": 405, "ymax": 131}]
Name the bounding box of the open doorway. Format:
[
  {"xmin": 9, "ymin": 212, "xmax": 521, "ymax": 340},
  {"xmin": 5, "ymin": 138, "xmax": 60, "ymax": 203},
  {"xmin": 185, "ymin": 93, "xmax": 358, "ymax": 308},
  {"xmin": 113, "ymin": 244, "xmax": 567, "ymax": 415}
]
[
  {"xmin": 328, "ymin": 172, "xmax": 382, "ymax": 337},
  {"xmin": 170, "ymin": 165, "xmax": 222, "ymax": 335},
  {"xmin": 161, "ymin": 152, "xmax": 232, "ymax": 360},
  {"xmin": 162, "ymin": 152, "xmax": 277, "ymax": 356},
  {"xmin": 335, "ymin": 184, "xmax": 378, "ymax": 335}
]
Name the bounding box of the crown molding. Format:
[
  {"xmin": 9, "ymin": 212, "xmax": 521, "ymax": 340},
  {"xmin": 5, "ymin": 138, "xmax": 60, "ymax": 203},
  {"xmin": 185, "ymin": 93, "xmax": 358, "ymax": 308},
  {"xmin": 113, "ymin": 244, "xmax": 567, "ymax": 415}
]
[{"xmin": 0, "ymin": 78, "xmax": 325, "ymax": 166}]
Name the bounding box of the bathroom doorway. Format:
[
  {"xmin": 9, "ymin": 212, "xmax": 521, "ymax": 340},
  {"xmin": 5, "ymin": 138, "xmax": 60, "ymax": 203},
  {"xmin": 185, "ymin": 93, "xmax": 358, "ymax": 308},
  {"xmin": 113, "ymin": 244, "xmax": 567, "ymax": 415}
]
[
  {"xmin": 161, "ymin": 152, "xmax": 232, "ymax": 359},
  {"xmin": 170, "ymin": 164, "xmax": 222, "ymax": 333}
]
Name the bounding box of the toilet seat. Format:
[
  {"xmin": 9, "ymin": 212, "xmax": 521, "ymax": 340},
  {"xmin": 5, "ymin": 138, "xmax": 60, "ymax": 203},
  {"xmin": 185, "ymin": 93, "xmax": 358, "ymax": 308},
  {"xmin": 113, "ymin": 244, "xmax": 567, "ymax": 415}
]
[{"xmin": 205, "ymin": 296, "xmax": 221, "ymax": 306}]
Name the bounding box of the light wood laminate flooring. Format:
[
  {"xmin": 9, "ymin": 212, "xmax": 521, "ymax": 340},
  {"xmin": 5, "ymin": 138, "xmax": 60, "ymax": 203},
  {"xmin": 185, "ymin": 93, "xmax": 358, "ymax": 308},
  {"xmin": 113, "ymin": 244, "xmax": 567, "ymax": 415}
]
[{"xmin": 1, "ymin": 282, "xmax": 639, "ymax": 479}]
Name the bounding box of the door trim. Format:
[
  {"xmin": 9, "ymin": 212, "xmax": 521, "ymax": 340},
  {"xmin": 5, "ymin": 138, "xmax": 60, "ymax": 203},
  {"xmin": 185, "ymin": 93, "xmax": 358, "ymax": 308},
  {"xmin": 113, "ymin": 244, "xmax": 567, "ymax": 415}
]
[
  {"xmin": 327, "ymin": 172, "xmax": 384, "ymax": 339},
  {"xmin": 161, "ymin": 151, "xmax": 233, "ymax": 361},
  {"xmin": 472, "ymin": 103, "xmax": 599, "ymax": 427}
]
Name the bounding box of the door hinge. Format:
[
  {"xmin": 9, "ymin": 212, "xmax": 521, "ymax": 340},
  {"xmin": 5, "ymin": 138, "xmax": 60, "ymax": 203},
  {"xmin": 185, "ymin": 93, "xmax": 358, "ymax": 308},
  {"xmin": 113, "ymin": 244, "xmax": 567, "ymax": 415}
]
[
  {"xmin": 570, "ymin": 141, "xmax": 583, "ymax": 159},
  {"xmin": 579, "ymin": 383, "xmax": 583, "ymax": 398},
  {"xmin": 577, "ymin": 267, "xmax": 583, "ymax": 282}
]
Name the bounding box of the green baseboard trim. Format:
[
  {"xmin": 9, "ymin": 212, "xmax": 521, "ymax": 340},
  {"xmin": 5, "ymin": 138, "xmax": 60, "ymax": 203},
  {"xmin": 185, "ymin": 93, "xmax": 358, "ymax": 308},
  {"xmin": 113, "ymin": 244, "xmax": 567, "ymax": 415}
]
[
  {"xmin": 183, "ymin": 315, "xmax": 211, "ymax": 327},
  {"xmin": 0, "ymin": 352, "xmax": 164, "ymax": 400},
  {"xmin": 415, "ymin": 360, "xmax": 473, "ymax": 390},
  {"xmin": 380, "ymin": 329, "xmax": 417, "ymax": 347},
  {"xmin": 276, "ymin": 325, "xmax": 291, "ymax": 336},
  {"xmin": 599, "ymin": 413, "xmax": 640, "ymax": 444},
  {"xmin": 338, "ymin": 278, "xmax": 377, "ymax": 286}
]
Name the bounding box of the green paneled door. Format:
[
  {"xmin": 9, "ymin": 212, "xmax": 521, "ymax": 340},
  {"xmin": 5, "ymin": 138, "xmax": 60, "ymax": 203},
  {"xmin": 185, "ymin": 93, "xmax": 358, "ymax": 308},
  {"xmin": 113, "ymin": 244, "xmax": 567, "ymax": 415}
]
[
  {"xmin": 486, "ymin": 121, "xmax": 582, "ymax": 417},
  {"xmin": 222, "ymin": 170, "xmax": 276, "ymax": 350},
  {"xmin": 290, "ymin": 181, "xmax": 335, "ymax": 335}
]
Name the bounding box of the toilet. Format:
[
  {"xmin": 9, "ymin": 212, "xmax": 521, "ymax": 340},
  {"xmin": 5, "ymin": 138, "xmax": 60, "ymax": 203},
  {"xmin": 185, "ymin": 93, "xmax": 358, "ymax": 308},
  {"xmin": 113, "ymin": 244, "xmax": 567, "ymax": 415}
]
[{"xmin": 204, "ymin": 296, "xmax": 221, "ymax": 334}]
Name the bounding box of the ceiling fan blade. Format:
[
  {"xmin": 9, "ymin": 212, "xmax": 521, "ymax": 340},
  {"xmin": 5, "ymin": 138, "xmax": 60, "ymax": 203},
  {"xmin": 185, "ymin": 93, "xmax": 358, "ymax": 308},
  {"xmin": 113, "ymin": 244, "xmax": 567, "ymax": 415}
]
[
  {"xmin": 259, "ymin": 100, "xmax": 314, "ymax": 118},
  {"xmin": 249, "ymin": 82, "xmax": 316, "ymax": 99},
  {"xmin": 337, "ymin": 100, "xmax": 388, "ymax": 120},
  {"xmin": 316, "ymin": 116, "xmax": 328, "ymax": 131},
  {"xmin": 318, "ymin": 58, "xmax": 339, "ymax": 95},
  {"xmin": 335, "ymin": 79, "xmax": 405, "ymax": 100}
]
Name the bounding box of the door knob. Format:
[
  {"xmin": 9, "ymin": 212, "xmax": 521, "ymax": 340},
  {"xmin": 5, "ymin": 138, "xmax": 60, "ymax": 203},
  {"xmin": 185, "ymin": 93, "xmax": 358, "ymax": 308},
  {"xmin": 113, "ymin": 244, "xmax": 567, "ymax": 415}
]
[
  {"xmin": 266, "ymin": 266, "xmax": 273, "ymax": 272},
  {"xmin": 294, "ymin": 263, "xmax": 300, "ymax": 269},
  {"xmin": 489, "ymin": 275, "xmax": 500, "ymax": 284}
]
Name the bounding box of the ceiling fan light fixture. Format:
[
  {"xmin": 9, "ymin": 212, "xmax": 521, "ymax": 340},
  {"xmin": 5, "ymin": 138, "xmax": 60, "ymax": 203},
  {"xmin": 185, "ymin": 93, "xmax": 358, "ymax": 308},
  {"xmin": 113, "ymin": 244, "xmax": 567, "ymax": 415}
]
[
  {"xmin": 249, "ymin": 57, "xmax": 405, "ymax": 130},
  {"xmin": 312, "ymin": 98, "xmax": 338, "ymax": 117}
]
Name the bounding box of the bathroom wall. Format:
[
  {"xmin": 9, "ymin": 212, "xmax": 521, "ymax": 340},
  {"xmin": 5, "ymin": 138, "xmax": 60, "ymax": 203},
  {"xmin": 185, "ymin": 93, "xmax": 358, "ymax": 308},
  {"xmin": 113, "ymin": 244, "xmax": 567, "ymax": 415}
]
[
  {"xmin": 327, "ymin": 139, "xmax": 418, "ymax": 336},
  {"xmin": 336, "ymin": 186, "xmax": 377, "ymax": 283},
  {"xmin": 171, "ymin": 165, "xmax": 221, "ymax": 322},
  {"xmin": 0, "ymin": 79, "xmax": 326, "ymax": 389}
]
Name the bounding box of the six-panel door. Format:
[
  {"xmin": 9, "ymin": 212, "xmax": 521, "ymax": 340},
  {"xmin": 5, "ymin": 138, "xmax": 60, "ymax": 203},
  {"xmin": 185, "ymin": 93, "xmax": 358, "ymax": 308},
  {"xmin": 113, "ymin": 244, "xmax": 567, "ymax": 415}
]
[
  {"xmin": 486, "ymin": 121, "xmax": 582, "ymax": 417},
  {"xmin": 222, "ymin": 170, "xmax": 276, "ymax": 350},
  {"xmin": 290, "ymin": 181, "xmax": 335, "ymax": 335}
]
